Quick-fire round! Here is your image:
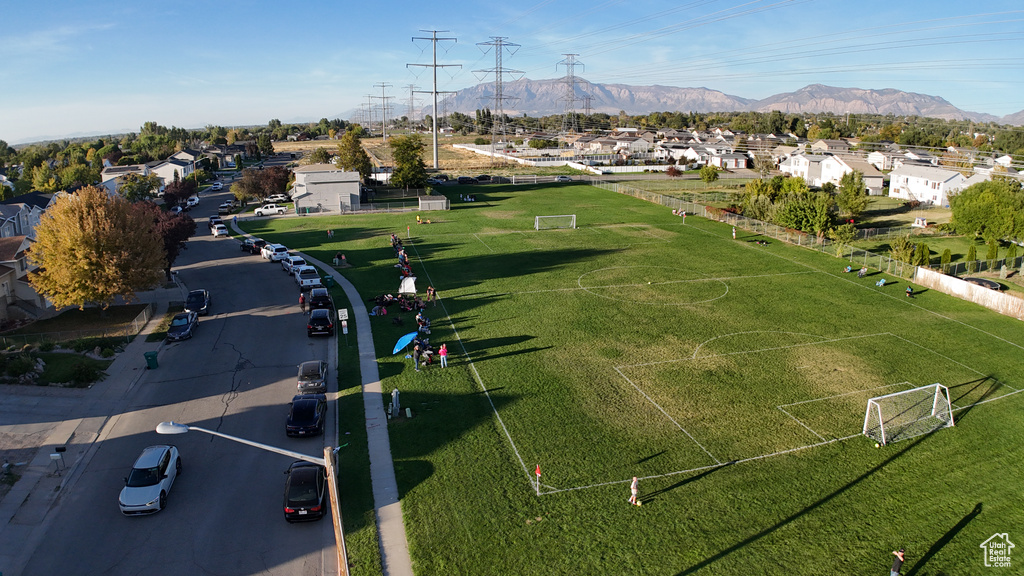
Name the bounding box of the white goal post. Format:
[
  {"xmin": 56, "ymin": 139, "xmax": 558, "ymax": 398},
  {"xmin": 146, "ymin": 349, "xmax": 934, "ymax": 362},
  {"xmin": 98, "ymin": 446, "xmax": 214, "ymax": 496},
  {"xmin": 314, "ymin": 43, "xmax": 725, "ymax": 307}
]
[
  {"xmin": 535, "ymin": 214, "xmax": 576, "ymax": 230},
  {"xmin": 862, "ymin": 383, "xmax": 954, "ymax": 446}
]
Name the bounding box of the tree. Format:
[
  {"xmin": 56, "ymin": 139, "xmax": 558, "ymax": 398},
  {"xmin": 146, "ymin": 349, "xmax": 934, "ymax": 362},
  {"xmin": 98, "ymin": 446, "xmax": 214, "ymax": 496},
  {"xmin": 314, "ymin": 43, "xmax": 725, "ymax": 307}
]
[
  {"xmin": 335, "ymin": 131, "xmax": 373, "ymax": 181},
  {"xmin": 966, "ymin": 244, "xmax": 978, "ymax": 272},
  {"xmin": 162, "ymin": 179, "xmax": 197, "ymax": 208},
  {"xmin": 389, "ymin": 135, "xmax": 427, "ymax": 189},
  {"xmin": 949, "ymin": 180, "xmax": 1024, "ymax": 241},
  {"xmin": 309, "ymin": 147, "xmax": 331, "ymax": 164},
  {"xmin": 985, "ymin": 240, "xmax": 999, "ymax": 262},
  {"xmin": 699, "ymin": 165, "xmax": 718, "ymax": 186},
  {"xmin": 940, "ymin": 248, "xmax": 952, "ymax": 273},
  {"xmin": 117, "ymin": 173, "xmax": 162, "ymax": 202},
  {"xmin": 889, "ymin": 235, "xmax": 916, "ymax": 263},
  {"xmin": 27, "ymin": 186, "xmax": 164, "ymax": 309},
  {"xmin": 257, "ymin": 134, "xmax": 274, "ymax": 157},
  {"xmin": 132, "ymin": 202, "xmax": 197, "ymax": 280},
  {"xmin": 915, "ymin": 242, "xmax": 931, "ymax": 267},
  {"xmin": 827, "ymin": 223, "xmax": 857, "ymax": 256},
  {"xmin": 665, "ymin": 166, "xmax": 681, "ymax": 178},
  {"xmin": 836, "ymin": 171, "xmax": 869, "ymax": 219}
]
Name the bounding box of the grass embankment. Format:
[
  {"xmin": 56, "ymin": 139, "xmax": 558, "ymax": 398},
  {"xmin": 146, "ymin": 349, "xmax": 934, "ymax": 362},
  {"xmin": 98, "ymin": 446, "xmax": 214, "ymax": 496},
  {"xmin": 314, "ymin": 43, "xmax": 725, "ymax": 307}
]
[{"xmin": 244, "ymin": 182, "xmax": 1024, "ymax": 575}]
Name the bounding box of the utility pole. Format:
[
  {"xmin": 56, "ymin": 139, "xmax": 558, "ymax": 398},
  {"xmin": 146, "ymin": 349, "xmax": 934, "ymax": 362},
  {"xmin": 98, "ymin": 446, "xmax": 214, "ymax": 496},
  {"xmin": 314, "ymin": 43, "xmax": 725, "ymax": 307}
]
[
  {"xmin": 405, "ymin": 84, "xmax": 419, "ymax": 128},
  {"xmin": 475, "ymin": 37, "xmax": 522, "ymax": 154},
  {"xmin": 557, "ymin": 53, "xmax": 584, "ymax": 144},
  {"xmin": 583, "ymin": 95, "xmax": 593, "ymax": 118},
  {"xmin": 409, "ymin": 30, "xmax": 460, "ymax": 169},
  {"xmin": 373, "ymin": 82, "xmax": 393, "ymax": 141},
  {"xmin": 365, "ymin": 95, "xmax": 376, "ymax": 135}
]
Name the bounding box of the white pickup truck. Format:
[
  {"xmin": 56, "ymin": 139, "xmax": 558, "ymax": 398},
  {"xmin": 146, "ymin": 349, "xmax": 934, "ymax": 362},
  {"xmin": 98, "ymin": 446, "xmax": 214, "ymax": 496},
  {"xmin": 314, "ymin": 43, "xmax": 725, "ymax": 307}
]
[{"xmin": 254, "ymin": 203, "xmax": 287, "ymax": 217}]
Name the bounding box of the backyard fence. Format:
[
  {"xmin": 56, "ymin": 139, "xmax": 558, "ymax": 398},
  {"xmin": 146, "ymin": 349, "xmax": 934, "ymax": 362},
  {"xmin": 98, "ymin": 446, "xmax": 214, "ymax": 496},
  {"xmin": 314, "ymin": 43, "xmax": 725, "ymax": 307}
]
[{"xmin": 0, "ymin": 303, "xmax": 155, "ymax": 349}]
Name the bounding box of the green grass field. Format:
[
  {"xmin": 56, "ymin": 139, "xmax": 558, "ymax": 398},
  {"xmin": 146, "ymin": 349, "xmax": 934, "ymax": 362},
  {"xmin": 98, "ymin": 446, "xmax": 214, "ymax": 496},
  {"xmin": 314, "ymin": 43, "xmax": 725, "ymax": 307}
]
[{"xmin": 244, "ymin": 183, "xmax": 1024, "ymax": 576}]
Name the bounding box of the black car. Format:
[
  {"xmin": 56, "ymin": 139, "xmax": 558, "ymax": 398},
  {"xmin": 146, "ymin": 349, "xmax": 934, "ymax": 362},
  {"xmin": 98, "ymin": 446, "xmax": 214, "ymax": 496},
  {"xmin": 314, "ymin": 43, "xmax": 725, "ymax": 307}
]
[
  {"xmin": 308, "ymin": 287, "xmax": 334, "ymax": 311},
  {"xmin": 286, "ymin": 394, "xmax": 327, "ymax": 436},
  {"xmin": 475, "ymin": 174, "xmax": 491, "ymax": 183},
  {"xmin": 457, "ymin": 176, "xmax": 476, "ymax": 185},
  {"xmin": 184, "ymin": 289, "xmax": 211, "ymax": 316},
  {"xmin": 283, "ymin": 461, "xmax": 327, "ymax": 522},
  {"xmin": 165, "ymin": 312, "xmax": 198, "ymax": 341},
  {"xmin": 307, "ymin": 308, "xmax": 334, "ymax": 337},
  {"xmin": 240, "ymin": 238, "xmax": 267, "ymax": 254}
]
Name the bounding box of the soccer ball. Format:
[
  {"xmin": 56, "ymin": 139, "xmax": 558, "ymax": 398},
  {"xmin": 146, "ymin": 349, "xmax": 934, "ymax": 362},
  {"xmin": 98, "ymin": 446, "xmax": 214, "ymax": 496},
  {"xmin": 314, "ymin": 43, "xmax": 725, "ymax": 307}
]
[
  {"xmin": 648, "ymin": 281, "xmax": 652, "ymax": 284},
  {"xmin": 874, "ymin": 443, "xmax": 880, "ymax": 448}
]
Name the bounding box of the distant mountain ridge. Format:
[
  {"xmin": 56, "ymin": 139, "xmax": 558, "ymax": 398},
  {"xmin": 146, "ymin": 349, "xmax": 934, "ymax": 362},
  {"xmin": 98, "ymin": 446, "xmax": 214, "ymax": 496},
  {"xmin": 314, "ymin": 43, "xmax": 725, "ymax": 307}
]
[{"xmin": 407, "ymin": 78, "xmax": 1019, "ymax": 126}]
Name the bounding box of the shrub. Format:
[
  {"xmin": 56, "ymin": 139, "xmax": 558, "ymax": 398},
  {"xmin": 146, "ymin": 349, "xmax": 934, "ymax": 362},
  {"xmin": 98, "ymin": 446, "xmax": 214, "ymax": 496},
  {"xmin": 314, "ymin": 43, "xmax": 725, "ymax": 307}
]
[
  {"xmin": 101, "ymin": 348, "xmax": 115, "ymax": 358},
  {"xmin": 986, "ymin": 240, "xmax": 999, "ymax": 261},
  {"xmin": 941, "ymin": 249, "xmax": 952, "ymax": 273},
  {"xmin": 70, "ymin": 362, "xmax": 100, "ymax": 385},
  {"xmin": 39, "ymin": 341, "xmax": 56, "ymax": 352},
  {"xmin": 474, "ymin": 137, "xmax": 488, "ymax": 145},
  {"xmin": 7, "ymin": 354, "xmax": 35, "ymax": 377},
  {"xmin": 1006, "ymin": 243, "xmax": 1018, "ymax": 262}
]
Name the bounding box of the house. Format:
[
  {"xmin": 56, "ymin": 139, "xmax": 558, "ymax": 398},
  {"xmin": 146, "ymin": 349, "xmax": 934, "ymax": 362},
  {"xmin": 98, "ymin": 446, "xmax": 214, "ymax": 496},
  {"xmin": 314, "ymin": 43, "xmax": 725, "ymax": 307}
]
[
  {"xmin": 867, "ymin": 151, "xmax": 903, "ymax": 171},
  {"xmin": 888, "ymin": 165, "xmax": 967, "ymax": 206},
  {"xmin": 709, "ymin": 152, "xmax": 748, "ymax": 170},
  {"xmin": 612, "ymin": 137, "xmax": 651, "ymax": 154},
  {"xmin": 0, "ymin": 235, "xmax": 48, "ymax": 321},
  {"xmin": 170, "ymin": 149, "xmax": 202, "ymax": 164},
  {"xmin": 779, "ymin": 154, "xmax": 829, "ymax": 185},
  {"xmin": 810, "ymin": 139, "xmax": 850, "ymax": 154},
  {"xmin": 148, "ymin": 159, "xmax": 192, "ymax": 188},
  {"xmin": 290, "ymin": 164, "xmax": 361, "ymax": 214},
  {"xmin": 819, "ymin": 156, "xmax": 886, "ymax": 195},
  {"xmin": 903, "ymin": 149, "xmax": 938, "ymax": 165},
  {"xmin": 99, "ymin": 164, "xmax": 151, "ymax": 195},
  {"xmin": 0, "ymin": 191, "xmax": 56, "ymax": 239}
]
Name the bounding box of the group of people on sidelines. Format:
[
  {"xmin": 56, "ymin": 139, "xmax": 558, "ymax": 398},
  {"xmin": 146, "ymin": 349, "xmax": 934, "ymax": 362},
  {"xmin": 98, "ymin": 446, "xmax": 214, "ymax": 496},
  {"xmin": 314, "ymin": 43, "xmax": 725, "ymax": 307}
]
[
  {"xmin": 383, "ymin": 233, "xmax": 447, "ymax": 372},
  {"xmin": 843, "ymin": 265, "xmax": 915, "ymax": 297}
]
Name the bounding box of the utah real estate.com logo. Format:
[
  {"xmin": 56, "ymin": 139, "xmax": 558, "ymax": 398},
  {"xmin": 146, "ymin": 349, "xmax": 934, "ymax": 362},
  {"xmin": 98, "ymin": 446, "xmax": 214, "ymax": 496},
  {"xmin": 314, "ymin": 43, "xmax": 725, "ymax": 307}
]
[{"xmin": 980, "ymin": 533, "xmax": 1014, "ymax": 568}]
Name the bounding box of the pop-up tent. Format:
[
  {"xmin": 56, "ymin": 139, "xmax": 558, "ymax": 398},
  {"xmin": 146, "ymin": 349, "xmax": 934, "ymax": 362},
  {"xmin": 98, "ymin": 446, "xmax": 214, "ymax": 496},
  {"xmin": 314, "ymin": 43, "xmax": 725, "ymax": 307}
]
[{"xmin": 399, "ymin": 276, "xmax": 417, "ymax": 295}]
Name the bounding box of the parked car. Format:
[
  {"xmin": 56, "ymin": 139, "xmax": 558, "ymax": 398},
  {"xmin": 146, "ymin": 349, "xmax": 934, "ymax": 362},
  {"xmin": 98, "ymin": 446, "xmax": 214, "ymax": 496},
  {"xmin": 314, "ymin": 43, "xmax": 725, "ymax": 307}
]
[
  {"xmin": 433, "ymin": 174, "xmax": 450, "ymax": 181},
  {"xmin": 184, "ymin": 289, "xmax": 211, "ymax": 316},
  {"xmin": 286, "ymin": 394, "xmax": 327, "ymax": 437},
  {"xmin": 208, "ymin": 216, "xmax": 223, "ymax": 229},
  {"xmin": 218, "ymin": 203, "xmax": 233, "ymax": 215},
  {"xmin": 212, "ymin": 224, "xmax": 229, "ymax": 237},
  {"xmin": 186, "ymin": 196, "xmax": 200, "ymax": 208},
  {"xmin": 118, "ymin": 445, "xmax": 181, "ymax": 515},
  {"xmin": 475, "ymin": 174, "xmax": 492, "ymax": 183},
  {"xmin": 261, "ymin": 243, "xmax": 289, "ymax": 261},
  {"xmin": 282, "ymin": 461, "xmax": 327, "ymax": 522},
  {"xmin": 492, "ymin": 176, "xmax": 511, "ymax": 184},
  {"xmin": 165, "ymin": 311, "xmax": 198, "ymax": 341},
  {"xmin": 267, "ymin": 194, "xmax": 290, "ymax": 204},
  {"xmin": 307, "ymin": 287, "xmax": 334, "ymax": 311},
  {"xmin": 240, "ymin": 238, "xmax": 266, "ymax": 253},
  {"xmin": 296, "ymin": 360, "xmax": 328, "ymax": 393},
  {"xmin": 210, "ymin": 182, "xmax": 223, "ymax": 191},
  {"xmin": 457, "ymin": 176, "xmax": 476, "ymax": 185},
  {"xmin": 295, "ymin": 267, "xmax": 323, "ymax": 290},
  {"xmin": 307, "ymin": 308, "xmax": 334, "ymax": 337},
  {"xmin": 255, "ymin": 204, "xmax": 287, "ymax": 217},
  {"xmin": 282, "ymin": 255, "xmax": 306, "ymax": 275},
  {"xmin": 555, "ymin": 175, "xmax": 572, "ymax": 182},
  {"xmin": 170, "ymin": 205, "xmax": 183, "ymax": 215}
]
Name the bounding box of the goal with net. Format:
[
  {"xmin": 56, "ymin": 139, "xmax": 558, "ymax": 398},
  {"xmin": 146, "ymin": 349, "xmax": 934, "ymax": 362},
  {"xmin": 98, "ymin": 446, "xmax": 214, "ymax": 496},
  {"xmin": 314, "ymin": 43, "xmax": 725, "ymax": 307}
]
[
  {"xmin": 535, "ymin": 214, "xmax": 576, "ymax": 230},
  {"xmin": 862, "ymin": 383, "xmax": 954, "ymax": 446}
]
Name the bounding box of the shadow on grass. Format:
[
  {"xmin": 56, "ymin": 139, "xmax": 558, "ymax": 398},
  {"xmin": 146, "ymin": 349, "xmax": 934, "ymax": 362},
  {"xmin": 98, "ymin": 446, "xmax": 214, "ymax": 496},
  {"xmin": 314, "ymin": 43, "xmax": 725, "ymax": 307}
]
[
  {"xmin": 948, "ymin": 375, "xmax": 1003, "ymax": 423},
  {"xmin": 905, "ymin": 502, "xmax": 983, "ymax": 576},
  {"xmin": 643, "ymin": 463, "xmax": 731, "ymax": 504},
  {"xmin": 676, "ymin": 432, "xmax": 933, "ymax": 575}
]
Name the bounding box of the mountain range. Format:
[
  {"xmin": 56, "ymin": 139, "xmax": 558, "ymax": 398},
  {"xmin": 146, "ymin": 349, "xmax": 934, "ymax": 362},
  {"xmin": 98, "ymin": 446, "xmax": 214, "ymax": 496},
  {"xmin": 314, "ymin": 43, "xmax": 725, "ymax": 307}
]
[{"xmin": 405, "ymin": 78, "xmax": 1022, "ymax": 126}]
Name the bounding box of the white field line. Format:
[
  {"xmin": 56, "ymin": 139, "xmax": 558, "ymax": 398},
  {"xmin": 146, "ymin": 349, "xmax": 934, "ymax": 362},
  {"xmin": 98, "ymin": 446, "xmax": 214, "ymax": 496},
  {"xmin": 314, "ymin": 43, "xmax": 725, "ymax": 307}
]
[
  {"xmin": 887, "ymin": 333, "xmax": 988, "ymax": 378},
  {"xmin": 613, "ymin": 366, "xmax": 722, "ymax": 465},
  {"xmin": 775, "ymin": 406, "xmax": 826, "ymax": 441},
  {"xmin": 777, "ymin": 382, "xmax": 910, "ymax": 408},
  {"xmin": 491, "ymin": 270, "xmax": 816, "ymax": 297},
  {"xmin": 473, "ymin": 234, "xmax": 494, "ymax": 253},
  {"xmin": 951, "ymin": 387, "xmax": 1024, "ymax": 411}
]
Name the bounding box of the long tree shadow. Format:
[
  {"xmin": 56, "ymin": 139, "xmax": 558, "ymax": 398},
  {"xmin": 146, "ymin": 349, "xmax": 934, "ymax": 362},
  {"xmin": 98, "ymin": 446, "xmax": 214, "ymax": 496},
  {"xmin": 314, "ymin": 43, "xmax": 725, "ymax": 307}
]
[
  {"xmin": 905, "ymin": 502, "xmax": 983, "ymax": 576},
  {"xmin": 948, "ymin": 375, "xmax": 1003, "ymax": 423},
  {"xmin": 642, "ymin": 463, "xmax": 731, "ymax": 504},
  {"xmin": 676, "ymin": 433, "xmax": 933, "ymax": 575}
]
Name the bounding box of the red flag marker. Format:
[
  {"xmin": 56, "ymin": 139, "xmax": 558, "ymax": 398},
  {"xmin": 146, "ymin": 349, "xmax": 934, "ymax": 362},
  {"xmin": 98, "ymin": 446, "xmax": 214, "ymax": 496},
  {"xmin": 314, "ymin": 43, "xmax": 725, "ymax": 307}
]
[{"xmin": 535, "ymin": 465, "xmax": 541, "ymax": 477}]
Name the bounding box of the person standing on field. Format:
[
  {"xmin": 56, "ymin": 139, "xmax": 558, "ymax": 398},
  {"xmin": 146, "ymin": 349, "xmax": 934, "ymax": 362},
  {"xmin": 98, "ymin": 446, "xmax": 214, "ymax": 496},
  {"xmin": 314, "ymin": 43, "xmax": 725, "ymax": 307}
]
[
  {"xmin": 439, "ymin": 344, "xmax": 448, "ymax": 368},
  {"xmin": 890, "ymin": 548, "xmax": 905, "ymax": 576},
  {"xmin": 628, "ymin": 476, "xmax": 641, "ymax": 506},
  {"xmin": 732, "ymin": 227, "xmax": 736, "ymax": 240}
]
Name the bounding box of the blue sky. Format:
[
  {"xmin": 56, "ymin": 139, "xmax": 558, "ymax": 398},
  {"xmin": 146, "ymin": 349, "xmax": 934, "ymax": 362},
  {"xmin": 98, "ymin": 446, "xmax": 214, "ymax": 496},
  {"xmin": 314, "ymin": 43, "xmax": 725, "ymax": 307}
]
[{"xmin": 2, "ymin": 0, "xmax": 1022, "ymax": 144}]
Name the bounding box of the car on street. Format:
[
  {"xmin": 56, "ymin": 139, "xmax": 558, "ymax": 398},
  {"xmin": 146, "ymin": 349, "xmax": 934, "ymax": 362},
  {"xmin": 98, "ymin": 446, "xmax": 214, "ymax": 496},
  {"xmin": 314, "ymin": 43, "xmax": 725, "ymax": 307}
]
[
  {"xmin": 286, "ymin": 394, "xmax": 327, "ymax": 437},
  {"xmin": 297, "ymin": 360, "xmax": 328, "ymax": 393},
  {"xmin": 208, "ymin": 216, "xmax": 223, "ymax": 229},
  {"xmin": 170, "ymin": 205, "xmax": 183, "ymax": 215},
  {"xmin": 218, "ymin": 203, "xmax": 233, "ymax": 215},
  {"xmin": 282, "ymin": 255, "xmax": 306, "ymax": 275},
  {"xmin": 184, "ymin": 289, "xmax": 211, "ymax": 315},
  {"xmin": 492, "ymin": 176, "xmax": 511, "ymax": 184},
  {"xmin": 165, "ymin": 311, "xmax": 198, "ymax": 341},
  {"xmin": 283, "ymin": 461, "xmax": 327, "ymax": 522},
  {"xmin": 261, "ymin": 243, "xmax": 289, "ymax": 261},
  {"xmin": 254, "ymin": 204, "xmax": 287, "ymax": 217},
  {"xmin": 240, "ymin": 238, "xmax": 266, "ymax": 254},
  {"xmin": 210, "ymin": 182, "xmax": 223, "ymax": 190},
  {"xmin": 457, "ymin": 176, "xmax": 476, "ymax": 185},
  {"xmin": 425, "ymin": 178, "xmax": 443, "ymax": 186},
  {"xmin": 267, "ymin": 194, "xmax": 290, "ymax": 204},
  {"xmin": 118, "ymin": 445, "xmax": 181, "ymax": 515},
  {"xmin": 186, "ymin": 196, "xmax": 200, "ymax": 208},
  {"xmin": 295, "ymin": 266, "xmax": 323, "ymax": 290},
  {"xmin": 475, "ymin": 174, "xmax": 492, "ymax": 183},
  {"xmin": 212, "ymin": 224, "xmax": 229, "ymax": 237},
  {"xmin": 555, "ymin": 175, "xmax": 573, "ymax": 182},
  {"xmin": 307, "ymin": 287, "xmax": 334, "ymax": 311},
  {"xmin": 307, "ymin": 308, "xmax": 334, "ymax": 337}
]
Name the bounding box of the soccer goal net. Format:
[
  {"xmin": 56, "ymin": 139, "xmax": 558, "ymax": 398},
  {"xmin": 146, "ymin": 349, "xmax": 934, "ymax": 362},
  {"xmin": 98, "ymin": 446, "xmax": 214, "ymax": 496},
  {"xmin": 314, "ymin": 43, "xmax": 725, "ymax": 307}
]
[
  {"xmin": 535, "ymin": 214, "xmax": 576, "ymax": 230},
  {"xmin": 862, "ymin": 383, "xmax": 954, "ymax": 446}
]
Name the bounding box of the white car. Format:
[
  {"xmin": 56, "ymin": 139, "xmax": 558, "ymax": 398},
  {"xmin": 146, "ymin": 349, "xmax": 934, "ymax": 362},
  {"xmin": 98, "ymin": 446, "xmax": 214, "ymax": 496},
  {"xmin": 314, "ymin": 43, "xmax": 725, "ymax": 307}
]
[
  {"xmin": 267, "ymin": 194, "xmax": 290, "ymax": 203},
  {"xmin": 254, "ymin": 204, "xmax": 287, "ymax": 217},
  {"xmin": 282, "ymin": 255, "xmax": 306, "ymax": 274},
  {"xmin": 212, "ymin": 224, "xmax": 229, "ymax": 237},
  {"xmin": 210, "ymin": 182, "xmax": 223, "ymax": 191},
  {"xmin": 118, "ymin": 445, "xmax": 181, "ymax": 515},
  {"xmin": 555, "ymin": 175, "xmax": 572, "ymax": 183},
  {"xmin": 261, "ymin": 243, "xmax": 289, "ymax": 261},
  {"xmin": 186, "ymin": 196, "xmax": 200, "ymax": 208}
]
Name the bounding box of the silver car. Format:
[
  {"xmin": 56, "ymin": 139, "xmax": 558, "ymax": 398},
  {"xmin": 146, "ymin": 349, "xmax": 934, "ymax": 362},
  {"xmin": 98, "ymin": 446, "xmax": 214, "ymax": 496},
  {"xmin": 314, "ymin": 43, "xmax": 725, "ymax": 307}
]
[
  {"xmin": 118, "ymin": 445, "xmax": 181, "ymax": 515},
  {"xmin": 297, "ymin": 360, "xmax": 328, "ymax": 393}
]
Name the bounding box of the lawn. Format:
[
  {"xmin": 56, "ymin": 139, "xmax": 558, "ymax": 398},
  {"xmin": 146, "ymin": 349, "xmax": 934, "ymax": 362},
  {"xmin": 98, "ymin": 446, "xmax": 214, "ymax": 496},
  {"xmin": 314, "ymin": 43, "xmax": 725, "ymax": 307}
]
[{"xmin": 244, "ymin": 183, "xmax": 1024, "ymax": 575}]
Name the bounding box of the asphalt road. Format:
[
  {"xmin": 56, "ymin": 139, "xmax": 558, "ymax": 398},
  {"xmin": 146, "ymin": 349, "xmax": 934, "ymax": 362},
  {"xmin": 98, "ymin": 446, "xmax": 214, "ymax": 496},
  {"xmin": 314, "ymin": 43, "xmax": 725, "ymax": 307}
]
[{"xmin": 22, "ymin": 202, "xmax": 335, "ymax": 575}]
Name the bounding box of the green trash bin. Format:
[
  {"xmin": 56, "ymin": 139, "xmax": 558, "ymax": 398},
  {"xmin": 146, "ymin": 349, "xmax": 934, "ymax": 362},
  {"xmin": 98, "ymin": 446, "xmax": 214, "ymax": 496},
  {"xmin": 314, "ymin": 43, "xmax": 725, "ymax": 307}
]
[
  {"xmin": 323, "ymin": 276, "xmax": 335, "ymax": 288},
  {"xmin": 144, "ymin": 351, "xmax": 159, "ymax": 370}
]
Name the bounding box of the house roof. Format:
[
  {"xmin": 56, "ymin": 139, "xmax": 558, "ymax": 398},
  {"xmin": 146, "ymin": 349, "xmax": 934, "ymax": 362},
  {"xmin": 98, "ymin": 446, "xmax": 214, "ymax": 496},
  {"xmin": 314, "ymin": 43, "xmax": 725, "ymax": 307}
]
[
  {"xmin": 890, "ymin": 164, "xmax": 964, "ymax": 182},
  {"xmin": 293, "ymin": 163, "xmax": 349, "ymax": 173},
  {"xmin": 0, "ymin": 235, "xmax": 27, "ymax": 261},
  {"xmin": 2, "ymin": 191, "xmax": 54, "ymax": 210}
]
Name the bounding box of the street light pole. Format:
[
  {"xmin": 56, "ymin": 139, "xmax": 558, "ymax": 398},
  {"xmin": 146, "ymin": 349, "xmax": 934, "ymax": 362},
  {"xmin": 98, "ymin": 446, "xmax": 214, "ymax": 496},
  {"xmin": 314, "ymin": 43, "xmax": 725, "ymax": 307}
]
[{"xmin": 156, "ymin": 421, "xmax": 324, "ymax": 465}]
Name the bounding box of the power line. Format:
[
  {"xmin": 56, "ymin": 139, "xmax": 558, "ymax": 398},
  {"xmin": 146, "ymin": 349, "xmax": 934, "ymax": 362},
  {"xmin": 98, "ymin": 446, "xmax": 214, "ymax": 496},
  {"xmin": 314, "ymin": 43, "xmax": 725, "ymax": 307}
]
[
  {"xmin": 558, "ymin": 54, "xmax": 584, "ymax": 137},
  {"xmin": 475, "ymin": 37, "xmax": 523, "ymax": 150},
  {"xmin": 409, "ymin": 30, "xmax": 461, "ymax": 169}
]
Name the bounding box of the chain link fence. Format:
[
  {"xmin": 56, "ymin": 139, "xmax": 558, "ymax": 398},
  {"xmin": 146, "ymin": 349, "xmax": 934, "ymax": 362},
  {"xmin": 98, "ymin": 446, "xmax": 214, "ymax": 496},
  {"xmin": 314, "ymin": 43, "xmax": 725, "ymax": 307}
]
[{"xmin": 0, "ymin": 303, "xmax": 155, "ymax": 349}]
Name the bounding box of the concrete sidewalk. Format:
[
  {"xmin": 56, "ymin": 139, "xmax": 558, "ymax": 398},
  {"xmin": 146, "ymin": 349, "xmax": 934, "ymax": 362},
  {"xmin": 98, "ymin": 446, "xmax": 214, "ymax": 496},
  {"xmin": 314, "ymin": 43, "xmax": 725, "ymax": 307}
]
[{"xmin": 0, "ymin": 283, "xmax": 181, "ymax": 576}]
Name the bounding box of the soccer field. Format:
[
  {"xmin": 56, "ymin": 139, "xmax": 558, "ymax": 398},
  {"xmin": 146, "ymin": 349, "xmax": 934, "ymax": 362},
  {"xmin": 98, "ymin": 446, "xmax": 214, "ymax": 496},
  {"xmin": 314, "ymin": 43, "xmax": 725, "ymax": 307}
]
[{"xmin": 249, "ymin": 183, "xmax": 1024, "ymax": 575}]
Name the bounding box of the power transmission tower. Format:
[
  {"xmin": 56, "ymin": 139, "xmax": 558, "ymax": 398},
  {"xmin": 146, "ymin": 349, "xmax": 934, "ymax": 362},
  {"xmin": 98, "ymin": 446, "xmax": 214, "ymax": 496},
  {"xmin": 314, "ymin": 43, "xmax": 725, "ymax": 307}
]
[
  {"xmin": 583, "ymin": 95, "xmax": 593, "ymax": 118},
  {"xmin": 408, "ymin": 30, "xmax": 460, "ymax": 169},
  {"xmin": 557, "ymin": 54, "xmax": 584, "ymax": 138},
  {"xmin": 474, "ymin": 37, "xmax": 522, "ymax": 151},
  {"xmin": 373, "ymin": 82, "xmax": 393, "ymax": 141},
  {"xmin": 405, "ymin": 84, "xmax": 419, "ymax": 127},
  {"xmin": 365, "ymin": 95, "xmax": 376, "ymax": 135}
]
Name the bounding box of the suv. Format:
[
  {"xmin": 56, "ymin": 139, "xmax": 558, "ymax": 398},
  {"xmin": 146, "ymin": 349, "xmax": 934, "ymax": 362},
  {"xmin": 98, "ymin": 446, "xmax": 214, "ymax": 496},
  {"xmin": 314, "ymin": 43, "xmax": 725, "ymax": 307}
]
[
  {"xmin": 295, "ymin": 266, "xmax": 323, "ymax": 290},
  {"xmin": 240, "ymin": 238, "xmax": 266, "ymax": 254},
  {"xmin": 308, "ymin": 287, "xmax": 334, "ymax": 311},
  {"xmin": 267, "ymin": 194, "xmax": 290, "ymax": 204},
  {"xmin": 306, "ymin": 308, "xmax": 334, "ymax": 337},
  {"xmin": 282, "ymin": 255, "xmax": 306, "ymax": 274},
  {"xmin": 457, "ymin": 176, "xmax": 476, "ymax": 185},
  {"xmin": 118, "ymin": 445, "xmax": 181, "ymax": 515},
  {"xmin": 296, "ymin": 360, "xmax": 328, "ymax": 393},
  {"xmin": 261, "ymin": 244, "xmax": 289, "ymax": 261},
  {"xmin": 255, "ymin": 204, "xmax": 287, "ymax": 217},
  {"xmin": 184, "ymin": 289, "xmax": 211, "ymax": 316}
]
